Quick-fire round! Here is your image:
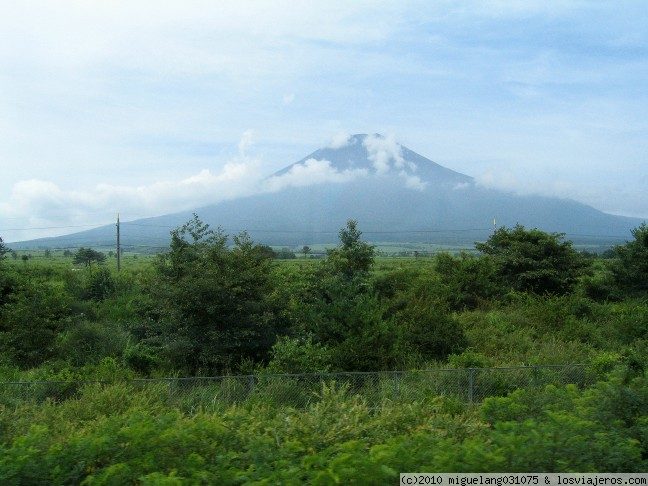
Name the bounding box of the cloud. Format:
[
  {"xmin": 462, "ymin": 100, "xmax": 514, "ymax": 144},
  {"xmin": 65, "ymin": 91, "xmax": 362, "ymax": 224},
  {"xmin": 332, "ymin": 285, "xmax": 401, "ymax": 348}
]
[
  {"xmin": 453, "ymin": 182, "xmax": 472, "ymax": 190},
  {"xmin": 399, "ymin": 171, "xmax": 427, "ymax": 191},
  {"xmin": 0, "ymin": 133, "xmax": 264, "ymax": 241},
  {"xmin": 263, "ymin": 158, "xmax": 368, "ymax": 192},
  {"xmin": 1, "ymin": 2, "xmax": 647, "ymax": 223},
  {"xmin": 282, "ymin": 93, "xmax": 295, "ymax": 105},
  {"xmin": 328, "ymin": 131, "xmax": 353, "ymax": 149},
  {"xmin": 0, "ymin": 132, "xmax": 375, "ymax": 241},
  {"xmin": 238, "ymin": 129, "xmax": 255, "ymax": 156},
  {"xmin": 363, "ymin": 133, "xmax": 416, "ymax": 174}
]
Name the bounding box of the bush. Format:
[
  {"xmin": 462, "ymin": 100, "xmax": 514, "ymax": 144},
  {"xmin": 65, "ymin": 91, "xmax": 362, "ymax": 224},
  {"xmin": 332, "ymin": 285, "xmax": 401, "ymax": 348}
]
[
  {"xmin": 610, "ymin": 223, "xmax": 648, "ymax": 295},
  {"xmin": 83, "ymin": 267, "xmax": 116, "ymax": 301},
  {"xmin": 265, "ymin": 336, "xmax": 333, "ymax": 373},
  {"xmin": 394, "ymin": 299, "xmax": 467, "ymax": 364},
  {"xmin": 56, "ymin": 321, "xmax": 128, "ymax": 366},
  {"xmin": 434, "ymin": 252, "xmax": 502, "ymax": 310},
  {"xmin": 476, "ymin": 225, "xmax": 588, "ymax": 295},
  {"xmin": 0, "ymin": 280, "xmax": 73, "ymax": 368}
]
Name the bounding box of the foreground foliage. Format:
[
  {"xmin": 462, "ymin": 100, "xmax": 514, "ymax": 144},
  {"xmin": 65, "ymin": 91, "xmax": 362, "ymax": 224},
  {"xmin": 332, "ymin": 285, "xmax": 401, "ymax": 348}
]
[{"xmin": 0, "ymin": 365, "xmax": 645, "ymax": 483}]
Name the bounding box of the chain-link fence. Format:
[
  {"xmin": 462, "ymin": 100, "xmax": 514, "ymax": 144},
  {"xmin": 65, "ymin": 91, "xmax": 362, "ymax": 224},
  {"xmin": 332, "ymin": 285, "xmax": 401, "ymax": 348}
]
[{"xmin": 0, "ymin": 364, "xmax": 597, "ymax": 411}]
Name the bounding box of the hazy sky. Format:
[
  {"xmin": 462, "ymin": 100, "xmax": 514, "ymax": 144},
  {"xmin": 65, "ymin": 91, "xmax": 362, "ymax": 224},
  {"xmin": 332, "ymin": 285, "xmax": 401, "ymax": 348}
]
[{"xmin": 1, "ymin": 1, "xmax": 647, "ymax": 241}]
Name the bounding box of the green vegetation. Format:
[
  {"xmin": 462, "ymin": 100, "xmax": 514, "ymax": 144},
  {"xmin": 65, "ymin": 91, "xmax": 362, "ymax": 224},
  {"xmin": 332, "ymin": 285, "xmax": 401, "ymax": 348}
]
[
  {"xmin": 0, "ymin": 217, "xmax": 646, "ymax": 479},
  {"xmin": 73, "ymin": 247, "xmax": 107, "ymax": 267}
]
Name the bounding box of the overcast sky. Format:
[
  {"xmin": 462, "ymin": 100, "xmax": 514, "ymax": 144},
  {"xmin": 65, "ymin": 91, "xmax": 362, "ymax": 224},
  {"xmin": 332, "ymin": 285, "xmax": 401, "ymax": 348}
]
[{"xmin": 1, "ymin": 1, "xmax": 647, "ymax": 241}]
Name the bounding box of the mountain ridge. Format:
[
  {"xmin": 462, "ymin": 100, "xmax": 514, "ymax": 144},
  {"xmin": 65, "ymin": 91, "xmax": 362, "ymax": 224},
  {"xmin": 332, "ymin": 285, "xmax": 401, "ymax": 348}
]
[{"xmin": 10, "ymin": 134, "xmax": 645, "ymax": 250}]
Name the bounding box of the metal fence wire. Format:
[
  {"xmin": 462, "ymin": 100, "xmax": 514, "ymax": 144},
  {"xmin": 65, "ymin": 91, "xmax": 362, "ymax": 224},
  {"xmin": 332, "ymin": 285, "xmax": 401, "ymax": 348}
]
[{"xmin": 0, "ymin": 364, "xmax": 596, "ymax": 411}]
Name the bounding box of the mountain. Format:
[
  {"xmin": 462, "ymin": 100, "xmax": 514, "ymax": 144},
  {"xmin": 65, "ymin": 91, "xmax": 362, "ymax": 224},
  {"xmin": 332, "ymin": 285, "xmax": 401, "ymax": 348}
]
[{"xmin": 12, "ymin": 134, "xmax": 644, "ymax": 251}]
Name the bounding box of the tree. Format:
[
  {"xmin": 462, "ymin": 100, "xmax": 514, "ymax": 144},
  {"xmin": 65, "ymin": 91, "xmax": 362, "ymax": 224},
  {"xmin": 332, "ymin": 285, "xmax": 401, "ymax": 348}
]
[
  {"xmin": 289, "ymin": 220, "xmax": 405, "ymax": 371},
  {"xmin": 44, "ymin": 249, "xmax": 52, "ymax": 259},
  {"xmin": 325, "ymin": 220, "xmax": 375, "ymax": 279},
  {"xmin": 21, "ymin": 255, "xmax": 29, "ymax": 264},
  {"xmin": 63, "ymin": 250, "xmax": 72, "ymax": 258},
  {"xmin": 476, "ymin": 225, "xmax": 587, "ymax": 295},
  {"xmin": 302, "ymin": 246, "xmax": 311, "ymax": 258},
  {"xmin": 73, "ymin": 247, "xmax": 106, "ymax": 267},
  {"xmin": 256, "ymin": 245, "xmax": 277, "ymax": 259},
  {"xmin": 610, "ymin": 223, "xmax": 648, "ymax": 294},
  {"xmin": 147, "ymin": 214, "xmax": 281, "ymax": 373},
  {"xmin": 275, "ymin": 248, "xmax": 296, "ymax": 260},
  {"xmin": 0, "ymin": 236, "xmax": 8, "ymax": 260}
]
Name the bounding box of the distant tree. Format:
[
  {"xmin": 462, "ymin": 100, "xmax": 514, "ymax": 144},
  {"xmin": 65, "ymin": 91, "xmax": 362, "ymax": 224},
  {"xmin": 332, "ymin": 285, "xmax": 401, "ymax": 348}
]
[
  {"xmin": 108, "ymin": 250, "xmax": 115, "ymax": 258},
  {"xmin": 302, "ymin": 246, "xmax": 311, "ymax": 258},
  {"xmin": 609, "ymin": 223, "xmax": 648, "ymax": 295},
  {"xmin": 0, "ymin": 237, "xmax": 8, "ymax": 260},
  {"xmin": 63, "ymin": 250, "xmax": 72, "ymax": 258},
  {"xmin": 257, "ymin": 245, "xmax": 277, "ymax": 259},
  {"xmin": 275, "ymin": 248, "xmax": 296, "ymax": 259},
  {"xmin": 44, "ymin": 249, "xmax": 52, "ymax": 259},
  {"xmin": 11, "ymin": 251, "xmax": 17, "ymax": 260},
  {"xmin": 325, "ymin": 220, "xmax": 375, "ymax": 279},
  {"xmin": 476, "ymin": 225, "xmax": 587, "ymax": 295},
  {"xmin": 73, "ymin": 247, "xmax": 106, "ymax": 267},
  {"xmin": 21, "ymin": 255, "xmax": 29, "ymax": 264}
]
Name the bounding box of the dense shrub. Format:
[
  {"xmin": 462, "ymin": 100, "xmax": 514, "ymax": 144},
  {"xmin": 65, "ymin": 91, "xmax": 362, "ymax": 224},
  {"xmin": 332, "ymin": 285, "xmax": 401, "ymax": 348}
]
[
  {"xmin": 0, "ymin": 279, "xmax": 73, "ymax": 368},
  {"xmin": 434, "ymin": 252, "xmax": 502, "ymax": 309},
  {"xmin": 265, "ymin": 336, "xmax": 333, "ymax": 373},
  {"xmin": 610, "ymin": 223, "xmax": 648, "ymax": 295},
  {"xmin": 476, "ymin": 225, "xmax": 588, "ymax": 295},
  {"xmin": 55, "ymin": 321, "xmax": 128, "ymax": 366}
]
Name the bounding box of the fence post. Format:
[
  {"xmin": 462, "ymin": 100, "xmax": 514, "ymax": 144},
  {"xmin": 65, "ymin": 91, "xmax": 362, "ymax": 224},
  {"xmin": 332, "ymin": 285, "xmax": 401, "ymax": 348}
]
[
  {"xmin": 248, "ymin": 375, "xmax": 255, "ymax": 397},
  {"xmin": 468, "ymin": 368, "xmax": 475, "ymax": 404},
  {"xmin": 393, "ymin": 371, "xmax": 401, "ymax": 400}
]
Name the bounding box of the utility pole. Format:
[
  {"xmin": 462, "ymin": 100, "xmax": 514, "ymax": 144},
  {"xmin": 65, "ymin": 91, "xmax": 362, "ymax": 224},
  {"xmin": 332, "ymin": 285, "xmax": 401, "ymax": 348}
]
[{"xmin": 116, "ymin": 213, "xmax": 121, "ymax": 272}]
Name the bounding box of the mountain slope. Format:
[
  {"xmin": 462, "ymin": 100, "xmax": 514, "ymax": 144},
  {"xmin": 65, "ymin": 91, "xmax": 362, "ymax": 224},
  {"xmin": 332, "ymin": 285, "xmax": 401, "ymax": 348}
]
[{"xmin": 12, "ymin": 134, "xmax": 644, "ymax": 250}]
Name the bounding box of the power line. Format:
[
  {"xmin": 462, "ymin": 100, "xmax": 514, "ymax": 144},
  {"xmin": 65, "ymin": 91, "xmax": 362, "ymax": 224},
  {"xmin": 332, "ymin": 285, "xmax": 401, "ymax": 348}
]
[{"xmin": 0, "ymin": 223, "xmax": 109, "ymax": 232}]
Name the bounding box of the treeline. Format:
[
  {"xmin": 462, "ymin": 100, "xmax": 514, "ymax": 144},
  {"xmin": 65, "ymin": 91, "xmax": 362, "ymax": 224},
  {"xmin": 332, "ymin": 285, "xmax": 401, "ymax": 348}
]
[{"xmin": 0, "ymin": 218, "xmax": 646, "ymax": 378}]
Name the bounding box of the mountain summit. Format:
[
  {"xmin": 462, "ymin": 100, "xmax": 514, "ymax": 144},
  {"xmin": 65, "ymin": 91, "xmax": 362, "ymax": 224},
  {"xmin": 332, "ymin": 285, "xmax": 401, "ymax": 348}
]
[
  {"xmin": 272, "ymin": 133, "xmax": 471, "ymax": 187},
  {"xmin": 13, "ymin": 135, "xmax": 644, "ymax": 250}
]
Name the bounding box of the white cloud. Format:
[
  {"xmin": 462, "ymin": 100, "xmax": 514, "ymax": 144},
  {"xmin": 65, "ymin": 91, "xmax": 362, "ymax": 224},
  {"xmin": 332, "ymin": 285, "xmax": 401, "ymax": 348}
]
[
  {"xmin": 238, "ymin": 129, "xmax": 255, "ymax": 156},
  {"xmin": 1, "ymin": 1, "xmax": 646, "ymax": 223},
  {"xmin": 399, "ymin": 171, "xmax": 427, "ymax": 191},
  {"xmin": 283, "ymin": 93, "xmax": 295, "ymax": 105},
  {"xmin": 453, "ymin": 182, "xmax": 472, "ymax": 190},
  {"xmin": 328, "ymin": 131, "xmax": 353, "ymax": 149},
  {"xmin": 363, "ymin": 133, "xmax": 414, "ymax": 174},
  {"xmin": 263, "ymin": 158, "xmax": 368, "ymax": 192},
  {"xmin": 0, "ymin": 133, "xmax": 264, "ymax": 241},
  {"xmin": 475, "ymin": 169, "xmax": 577, "ymax": 199},
  {"xmin": 0, "ymin": 134, "xmax": 375, "ymax": 241}
]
